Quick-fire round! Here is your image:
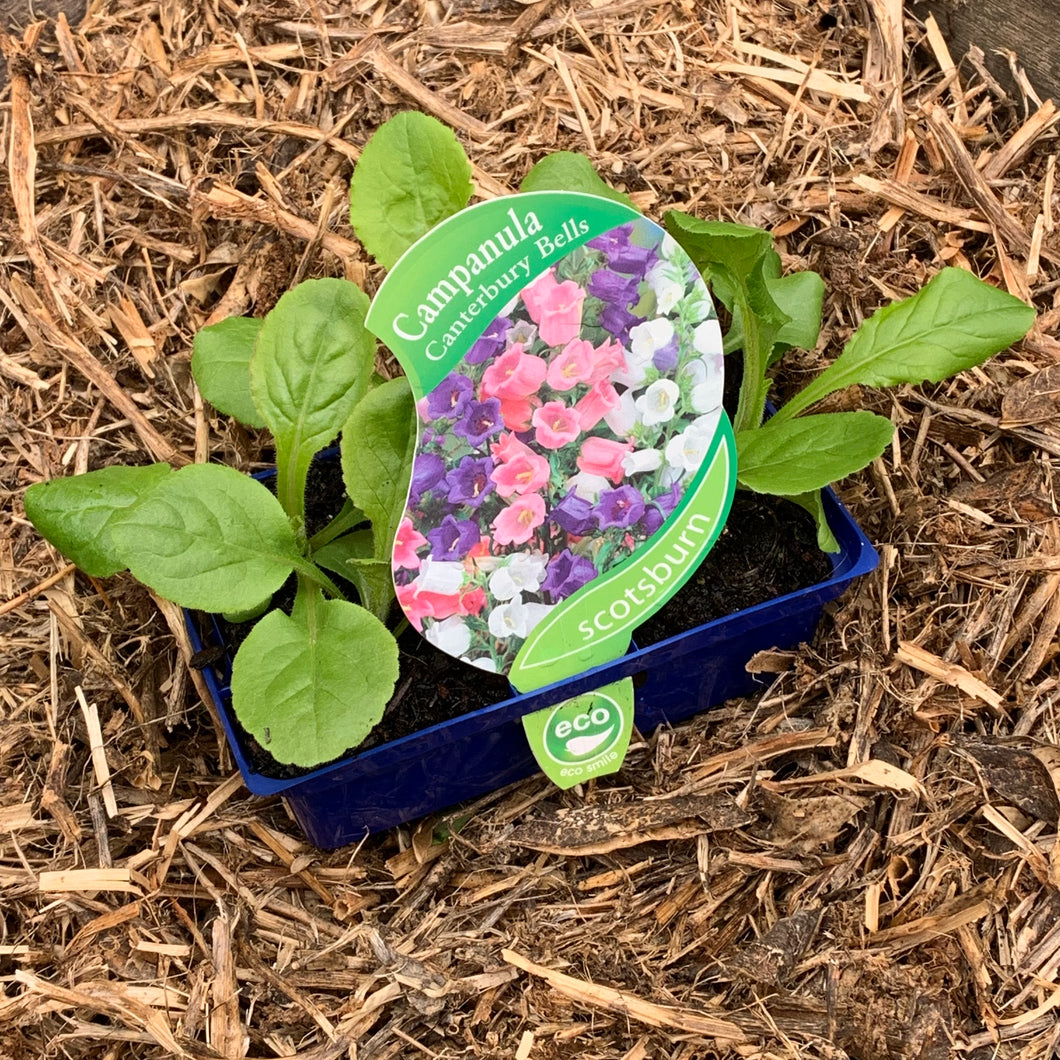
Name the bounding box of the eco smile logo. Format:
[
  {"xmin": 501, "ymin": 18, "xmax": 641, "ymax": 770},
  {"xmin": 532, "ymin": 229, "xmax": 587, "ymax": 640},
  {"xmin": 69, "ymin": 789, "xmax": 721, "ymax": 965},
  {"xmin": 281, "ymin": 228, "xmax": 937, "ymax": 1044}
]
[{"xmin": 523, "ymin": 684, "xmax": 633, "ymax": 788}]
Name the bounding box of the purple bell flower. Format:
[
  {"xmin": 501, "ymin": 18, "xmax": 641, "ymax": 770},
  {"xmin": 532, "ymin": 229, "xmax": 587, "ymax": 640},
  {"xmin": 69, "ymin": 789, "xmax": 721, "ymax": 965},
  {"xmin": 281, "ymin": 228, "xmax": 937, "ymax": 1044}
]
[
  {"xmin": 426, "ymin": 373, "xmax": 474, "ymax": 420},
  {"xmin": 467, "ymin": 316, "xmax": 513, "ymax": 364},
  {"xmin": 541, "ymin": 548, "xmax": 598, "ymax": 601},
  {"xmin": 588, "ymin": 224, "xmax": 656, "ymax": 276},
  {"xmin": 638, "ymin": 505, "xmax": 665, "ymax": 537},
  {"xmin": 445, "ymin": 456, "xmax": 495, "ymax": 509},
  {"xmin": 426, "ymin": 515, "xmax": 480, "ymax": 562},
  {"xmin": 599, "ymin": 302, "xmax": 642, "ymax": 344},
  {"xmin": 548, "ymin": 489, "xmax": 596, "ymax": 536},
  {"xmin": 454, "ymin": 397, "xmax": 504, "ymax": 448},
  {"xmin": 588, "ymin": 268, "xmax": 640, "ymax": 308},
  {"xmin": 596, "ymin": 485, "xmax": 646, "ymax": 529},
  {"xmin": 652, "ymin": 336, "xmax": 680, "ymax": 372},
  {"xmin": 653, "ymin": 481, "xmax": 683, "ymax": 517},
  {"xmin": 410, "ymin": 452, "xmax": 446, "ymax": 504}
]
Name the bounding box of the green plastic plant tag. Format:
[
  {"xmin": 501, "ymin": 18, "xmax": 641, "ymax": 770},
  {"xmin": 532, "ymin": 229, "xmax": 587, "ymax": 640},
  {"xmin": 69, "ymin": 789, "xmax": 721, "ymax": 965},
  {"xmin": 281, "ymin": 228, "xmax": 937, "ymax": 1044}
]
[
  {"xmin": 367, "ymin": 191, "xmax": 735, "ymax": 786},
  {"xmin": 520, "ymin": 680, "xmax": 633, "ymax": 789}
]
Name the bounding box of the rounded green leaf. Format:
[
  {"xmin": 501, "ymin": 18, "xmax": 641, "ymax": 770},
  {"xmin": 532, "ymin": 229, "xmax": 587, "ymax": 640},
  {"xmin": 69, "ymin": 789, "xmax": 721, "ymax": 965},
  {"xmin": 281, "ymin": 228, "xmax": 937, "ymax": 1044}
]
[
  {"xmin": 251, "ymin": 278, "xmax": 375, "ymax": 458},
  {"xmin": 222, "ymin": 594, "xmax": 273, "ymax": 624},
  {"xmin": 231, "ymin": 599, "xmax": 399, "ymax": 766},
  {"xmin": 736, "ymin": 411, "xmax": 895, "ymax": 495},
  {"xmin": 767, "ymin": 270, "xmax": 825, "ymax": 360},
  {"xmin": 192, "ymin": 316, "xmax": 266, "ymax": 428},
  {"xmin": 664, "ymin": 211, "xmax": 774, "ymax": 286},
  {"xmin": 24, "ymin": 463, "xmax": 173, "ymax": 577},
  {"xmin": 349, "ymin": 111, "xmax": 473, "ymax": 268},
  {"xmin": 109, "ymin": 463, "xmax": 300, "ymax": 611},
  {"xmin": 519, "ymin": 152, "xmax": 634, "ymax": 208}
]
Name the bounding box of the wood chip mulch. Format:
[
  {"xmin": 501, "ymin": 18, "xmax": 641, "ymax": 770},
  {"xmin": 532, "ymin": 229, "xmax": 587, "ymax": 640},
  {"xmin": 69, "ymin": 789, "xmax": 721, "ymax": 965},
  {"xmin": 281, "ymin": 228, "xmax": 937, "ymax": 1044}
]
[{"xmin": 3, "ymin": 2, "xmax": 1060, "ymax": 1058}]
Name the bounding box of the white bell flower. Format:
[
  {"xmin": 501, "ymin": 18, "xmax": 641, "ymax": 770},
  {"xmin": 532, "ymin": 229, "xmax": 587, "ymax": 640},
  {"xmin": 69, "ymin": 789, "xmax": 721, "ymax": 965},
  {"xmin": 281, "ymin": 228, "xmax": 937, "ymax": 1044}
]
[
  {"xmin": 488, "ymin": 552, "xmax": 548, "ymax": 601},
  {"xmin": 635, "ymin": 379, "xmax": 681, "ymax": 426},
  {"xmin": 622, "ymin": 448, "xmax": 663, "ymax": 475},
  {"xmin": 566, "ymin": 471, "xmax": 611, "ymax": 502},
  {"xmin": 424, "ymin": 616, "xmax": 472, "ymax": 657},
  {"xmin": 414, "ymin": 558, "xmax": 465, "ymax": 595}
]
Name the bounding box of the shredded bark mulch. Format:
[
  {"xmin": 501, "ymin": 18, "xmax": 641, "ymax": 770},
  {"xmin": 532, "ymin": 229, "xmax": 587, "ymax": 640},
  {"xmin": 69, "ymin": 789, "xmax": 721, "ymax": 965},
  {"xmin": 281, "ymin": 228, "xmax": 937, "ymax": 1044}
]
[{"xmin": 4, "ymin": 2, "xmax": 1060, "ymax": 1058}]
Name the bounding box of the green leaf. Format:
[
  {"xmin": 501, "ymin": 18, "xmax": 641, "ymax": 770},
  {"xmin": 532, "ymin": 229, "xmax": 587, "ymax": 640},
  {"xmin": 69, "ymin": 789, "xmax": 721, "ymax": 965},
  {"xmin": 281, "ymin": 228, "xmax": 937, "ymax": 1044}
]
[
  {"xmin": 251, "ymin": 278, "xmax": 375, "ymax": 522},
  {"xmin": 765, "ymin": 270, "xmax": 825, "ymax": 362},
  {"xmin": 109, "ymin": 463, "xmax": 300, "ymax": 612},
  {"xmin": 341, "ymin": 377, "xmax": 416, "ymax": 563},
  {"xmin": 773, "ymin": 267, "xmax": 1036, "ymax": 423},
  {"xmin": 222, "ymin": 595, "xmax": 273, "ymax": 624},
  {"xmin": 665, "ymin": 211, "xmax": 785, "ymax": 434},
  {"xmin": 349, "ymin": 111, "xmax": 473, "ymax": 269},
  {"xmin": 314, "ymin": 529, "xmax": 393, "ymax": 621},
  {"xmin": 664, "ymin": 211, "xmax": 774, "ymax": 288},
  {"xmin": 24, "ymin": 464, "xmax": 173, "ymax": 577},
  {"xmin": 231, "ymin": 598, "xmax": 399, "ymax": 766},
  {"xmin": 191, "ymin": 316, "xmax": 265, "ymax": 427},
  {"xmin": 784, "ymin": 490, "xmax": 840, "ymax": 553},
  {"xmin": 736, "ymin": 411, "xmax": 894, "ymax": 495},
  {"xmin": 519, "ymin": 152, "xmax": 635, "ymax": 208},
  {"xmin": 313, "ymin": 528, "xmax": 373, "ymax": 574},
  {"xmin": 745, "ymin": 257, "xmax": 792, "ymax": 358}
]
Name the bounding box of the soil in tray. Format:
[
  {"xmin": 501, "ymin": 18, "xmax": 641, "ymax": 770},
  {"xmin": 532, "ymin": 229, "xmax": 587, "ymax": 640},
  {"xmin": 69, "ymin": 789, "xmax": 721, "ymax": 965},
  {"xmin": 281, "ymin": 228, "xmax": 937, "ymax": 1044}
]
[{"xmin": 634, "ymin": 492, "xmax": 833, "ymax": 646}]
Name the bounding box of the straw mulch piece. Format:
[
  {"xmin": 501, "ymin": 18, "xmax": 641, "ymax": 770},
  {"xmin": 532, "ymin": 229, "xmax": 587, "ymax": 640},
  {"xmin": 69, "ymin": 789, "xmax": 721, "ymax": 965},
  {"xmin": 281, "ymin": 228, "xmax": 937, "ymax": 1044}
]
[{"xmin": 4, "ymin": 2, "xmax": 1060, "ymax": 1057}]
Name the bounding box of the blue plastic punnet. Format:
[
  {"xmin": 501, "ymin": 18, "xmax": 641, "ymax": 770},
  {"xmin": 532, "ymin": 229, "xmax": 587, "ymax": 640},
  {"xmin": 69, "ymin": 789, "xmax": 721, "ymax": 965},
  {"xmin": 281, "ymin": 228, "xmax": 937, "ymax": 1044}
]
[{"xmin": 185, "ymin": 483, "xmax": 877, "ymax": 848}]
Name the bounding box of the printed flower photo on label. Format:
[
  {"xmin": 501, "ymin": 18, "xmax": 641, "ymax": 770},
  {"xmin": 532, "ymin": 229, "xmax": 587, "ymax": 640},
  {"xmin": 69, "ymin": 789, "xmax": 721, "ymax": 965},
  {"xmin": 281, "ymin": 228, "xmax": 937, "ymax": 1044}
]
[{"xmin": 393, "ymin": 217, "xmax": 724, "ymax": 675}]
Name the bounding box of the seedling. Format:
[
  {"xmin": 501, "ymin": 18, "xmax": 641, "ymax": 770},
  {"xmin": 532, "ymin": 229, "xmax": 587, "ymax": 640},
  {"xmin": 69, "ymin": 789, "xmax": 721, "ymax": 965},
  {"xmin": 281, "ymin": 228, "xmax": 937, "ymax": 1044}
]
[{"xmin": 660, "ymin": 214, "xmax": 1035, "ymax": 547}]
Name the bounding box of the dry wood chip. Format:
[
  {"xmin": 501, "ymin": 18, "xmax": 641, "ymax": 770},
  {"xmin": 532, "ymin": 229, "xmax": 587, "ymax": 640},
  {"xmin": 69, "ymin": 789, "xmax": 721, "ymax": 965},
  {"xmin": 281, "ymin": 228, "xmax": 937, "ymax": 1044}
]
[
  {"xmin": 763, "ymin": 759, "xmax": 923, "ymax": 796},
  {"xmin": 951, "ymin": 735, "xmax": 1060, "ymax": 822},
  {"xmin": 853, "ymin": 174, "xmax": 992, "ymax": 233},
  {"xmin": 502, "ymin": 948, "xmax": 749, "ymax": 1041},
  {"xmin": 896, "ymin": 640, "xmax": 1004, "ymax": 710},
  {"xmin": 1001, "ymin": 363, "xmax": 1060, "ymax": 427},
  {"xmin": 13, "ymin": 971, "xmax": 192, "ymax": 1058},
  {"xmin": 755, "ymin": 791, "xmax": 869, "ymax": 854},
  {"xmin": 867, "ymin": 882, "xmax": 999, "ymax": 952},
  {"xmin": 982, "ymin": 99, "xmax": 1060, "ymax": 181},
  {"xmin": 505, "ymin": 794, "xmax": 754, "ymax": 854},
  {"xmin": 708, "ymin": 60, "xmax": 869, "ymax": 103},
  {"xmin": 719, "ymin": 908, "xmax": 824, "ymax": 985},
  {"xmin": 38, "ymin": 868, "xmax": 148, "ymax": 895},
  {"xmin": 926, "ymin": 105, "xmax": 1047, "ymax": 263},
  {"xmin": 0, "ymin": 802, "xmax": 47, "ymax": 832}
]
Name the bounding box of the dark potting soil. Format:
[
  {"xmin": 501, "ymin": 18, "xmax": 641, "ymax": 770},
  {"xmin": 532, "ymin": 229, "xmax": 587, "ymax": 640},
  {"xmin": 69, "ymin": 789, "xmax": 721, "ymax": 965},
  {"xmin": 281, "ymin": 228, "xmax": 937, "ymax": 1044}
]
[{"xmin": 634, "ymin": 491, "xmax": 833, "ymax": 646}]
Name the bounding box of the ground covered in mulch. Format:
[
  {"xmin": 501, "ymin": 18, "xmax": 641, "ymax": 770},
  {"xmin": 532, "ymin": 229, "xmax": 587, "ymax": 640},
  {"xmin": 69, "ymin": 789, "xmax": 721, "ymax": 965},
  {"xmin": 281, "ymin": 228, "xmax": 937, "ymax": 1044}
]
[{"xmin": 4, "ymin": 2, "xmax": 1060, "ymax": 1058}]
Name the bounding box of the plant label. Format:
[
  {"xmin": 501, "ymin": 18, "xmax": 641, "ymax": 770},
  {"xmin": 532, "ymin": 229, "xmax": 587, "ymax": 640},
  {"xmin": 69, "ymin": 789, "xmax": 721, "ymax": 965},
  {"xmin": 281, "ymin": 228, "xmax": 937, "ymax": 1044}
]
[{"xmin": 367, "ymin": 192, "xmax": 735, "ymax": 788}]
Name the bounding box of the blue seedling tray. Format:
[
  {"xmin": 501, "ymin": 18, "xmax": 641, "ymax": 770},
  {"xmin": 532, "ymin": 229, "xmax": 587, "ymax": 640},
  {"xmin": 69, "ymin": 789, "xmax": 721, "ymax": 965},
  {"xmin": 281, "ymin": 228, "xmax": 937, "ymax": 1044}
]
[{"xmin": 185, "ymin": 483, "xmax": 877, "ymax": 848}]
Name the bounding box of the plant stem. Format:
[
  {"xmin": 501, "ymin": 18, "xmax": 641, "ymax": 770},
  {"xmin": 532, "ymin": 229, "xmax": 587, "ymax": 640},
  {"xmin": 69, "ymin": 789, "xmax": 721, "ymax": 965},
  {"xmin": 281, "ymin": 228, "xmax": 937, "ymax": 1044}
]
[
  {"xmin": 308, "ymin": 501, "xmax": 364, "ymax": 552},
  {"xmin": 290, "ymin": 556, "xmax": 346, "ymax": 599},
  {"xmin": 733, "ymin": 289, "xmax": 769, "ymax": 434}
]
